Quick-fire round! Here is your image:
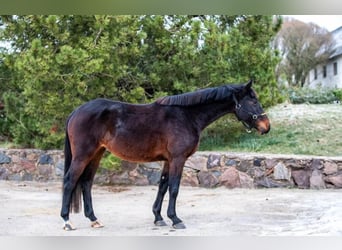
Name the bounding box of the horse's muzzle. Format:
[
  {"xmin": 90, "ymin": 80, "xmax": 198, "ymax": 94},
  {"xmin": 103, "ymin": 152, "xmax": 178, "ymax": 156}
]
[{"xmin": 255, "ymin": 117, "xmax": 271, "ymax": 135}]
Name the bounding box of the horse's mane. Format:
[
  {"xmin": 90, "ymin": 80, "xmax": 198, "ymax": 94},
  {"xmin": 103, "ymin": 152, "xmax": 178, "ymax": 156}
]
[{"xmin": 156, "ymin": 84, "xmax": 242, "ymax": 106}]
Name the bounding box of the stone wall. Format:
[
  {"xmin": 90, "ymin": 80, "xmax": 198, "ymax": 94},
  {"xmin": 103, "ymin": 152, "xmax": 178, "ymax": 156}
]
[{"xmin": 1, "ymin": 149, "xmax": 342, "ymax": 189}]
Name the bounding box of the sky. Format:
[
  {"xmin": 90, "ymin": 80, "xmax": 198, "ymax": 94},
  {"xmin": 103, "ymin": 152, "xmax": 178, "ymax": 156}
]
[{"xmin": 285, "ymin": 15, "xmax": 342, "ymax": 31}]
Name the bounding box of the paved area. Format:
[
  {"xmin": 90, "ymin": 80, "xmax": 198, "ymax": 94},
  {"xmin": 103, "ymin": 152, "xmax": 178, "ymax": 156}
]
[{"xmin": 1, "ymin": 180, "xmax": 342, "ymax": 236}]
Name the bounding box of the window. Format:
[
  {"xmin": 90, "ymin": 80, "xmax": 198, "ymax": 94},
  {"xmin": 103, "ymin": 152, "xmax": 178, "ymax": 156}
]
[
  {"xmin": 323, "ymin": 65, "xmax": 327, "ymax": 78},
  {"xmin": 314, "ymin": 68, "xmax": 317, "ymax": 80},
  {"xmin": 334, "ymin": 62, "xmax": 338, "ymax": 75}
]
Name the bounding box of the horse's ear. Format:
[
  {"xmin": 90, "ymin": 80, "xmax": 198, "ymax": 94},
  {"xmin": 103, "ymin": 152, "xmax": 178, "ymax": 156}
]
[{"xmin": 245, "ymin": 79, "xmax": 253, "ymax": 90}]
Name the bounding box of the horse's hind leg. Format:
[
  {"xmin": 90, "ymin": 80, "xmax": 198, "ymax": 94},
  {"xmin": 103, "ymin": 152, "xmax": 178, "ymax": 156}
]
[
  {"xmin": 61, "ymin": 158, "xmax": 90, "ymax": 230},
  {"xmin": 80, "ymin": 148, "xmax": 106, "ymax": 228},
  {"xmin": 152, "ymin": 161, "xmax": 169, "ymax": 226}
]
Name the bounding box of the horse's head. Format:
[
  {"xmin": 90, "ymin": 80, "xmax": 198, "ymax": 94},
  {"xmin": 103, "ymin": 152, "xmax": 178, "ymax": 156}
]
[{"xmin": 233, "ymin": 79, "xmax": 270, "ymax": 135}]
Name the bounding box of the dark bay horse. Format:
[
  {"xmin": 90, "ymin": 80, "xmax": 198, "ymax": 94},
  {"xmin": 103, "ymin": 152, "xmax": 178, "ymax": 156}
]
[{"xmin": 60, "ymin": 79, "xmax": 270, "ymax": 230}]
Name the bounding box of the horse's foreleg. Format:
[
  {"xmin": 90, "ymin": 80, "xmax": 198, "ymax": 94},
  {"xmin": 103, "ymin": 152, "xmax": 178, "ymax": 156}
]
[
  {"xmin": 152, "ymin": 161, "xmax": 169, "ymax": 226},
  {"xmin": 167, "ymin": 158, "xmax": 186, "ymax": 229}
]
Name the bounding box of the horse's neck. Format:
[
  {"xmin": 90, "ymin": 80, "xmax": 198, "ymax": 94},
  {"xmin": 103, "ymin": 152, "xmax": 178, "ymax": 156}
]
[{"xmin": 188, "ymin": 101, "xmax": 235, "ymax": 131}]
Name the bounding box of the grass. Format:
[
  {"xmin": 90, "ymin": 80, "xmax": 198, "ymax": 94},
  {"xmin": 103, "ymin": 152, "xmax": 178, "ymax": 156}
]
[{"xmin": 199, "ymin": 103, "xmax": 342, "ymax": 157}]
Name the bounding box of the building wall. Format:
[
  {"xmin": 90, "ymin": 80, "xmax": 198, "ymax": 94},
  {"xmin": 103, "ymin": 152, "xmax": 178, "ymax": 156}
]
[{"xmin": 307, "ymin": 55, "xmax": 342, "ymax": 89}]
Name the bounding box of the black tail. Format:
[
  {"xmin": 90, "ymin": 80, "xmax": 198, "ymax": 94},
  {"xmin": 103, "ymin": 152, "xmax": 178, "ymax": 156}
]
[{"xmin": 64, "ymin": 124, "xmax": 82, "ymax": 213}]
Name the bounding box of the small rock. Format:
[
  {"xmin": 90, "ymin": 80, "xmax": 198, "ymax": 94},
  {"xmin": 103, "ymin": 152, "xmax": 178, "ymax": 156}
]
[
  {"xmin": 238, "ymin": 172, "xmax": 254, "ymax": 188},
  {"xmin": 225, "ymin": 159, "xmax": 237, "ymax": 167},
  {"xmin": 237, "ymin": 160, "xmax": 250, "ymax": 172},
  {"xmin": 0, "ymin": 153, "xmax": 11, "ymax": 164},
  {"xmin": 198, "ymin": 171, "xmax": 219, "ymax": 188},
  {"xmin": 265, "ymin": 159, "xmax": 277, "ymax": 169},
  {"xmin": 311, "ymin": 159, "xmax": 323, "ymax": 170},
  {"xmin": 38, "ymin": 154, "xmax": 53, "ymax": 165},
  {"xmin": 207, "ymin": 154, "xmax": 221, "ymax": 169},
  {"xmin": 291, "ymin": 170, "xmax": 310, "ymax": 188},
  {"xmin": 0, "ymin": 167, "xmax": 9, "ymax": 180},
  {"xmin": 185, "ymin": 155, "xmax": 208, "ymax": 171},
  {"xmin": 181, "ymin": 170, "xmax": 199, "ymax": 187},
  {"xmin": 273, "ymin": 162, "xmax": 291, "ymax": 180},
  {"xmin": 55, "ymin": 161, "xmax": 65, "ymax": 176},
  {"xmin": 255, "ymin": 177, "xmax": 284, "ymax": 188},
  {"xmin": 310, "ymin": 169, "xmax": 325, "ymax": 189}
]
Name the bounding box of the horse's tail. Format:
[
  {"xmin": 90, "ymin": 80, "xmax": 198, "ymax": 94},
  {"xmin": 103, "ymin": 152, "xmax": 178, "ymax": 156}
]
[{"xmin": 64, "ymin": 119, "xmax": 82, "ymax": 214}]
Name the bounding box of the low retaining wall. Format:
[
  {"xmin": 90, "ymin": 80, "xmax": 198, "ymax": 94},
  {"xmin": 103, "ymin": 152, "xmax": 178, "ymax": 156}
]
[{"xmin": 1, "ymin": 149, "xmax": 342, "ymax": 189}]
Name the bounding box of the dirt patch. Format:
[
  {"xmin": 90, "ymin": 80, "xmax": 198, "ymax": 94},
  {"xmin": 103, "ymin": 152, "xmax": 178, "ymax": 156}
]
[{"xmin": 1, "ymin": 181, "xmax": 342, "ymax": 236}]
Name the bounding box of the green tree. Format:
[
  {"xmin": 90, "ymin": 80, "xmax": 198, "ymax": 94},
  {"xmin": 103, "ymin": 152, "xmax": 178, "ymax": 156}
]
[{"xmin": 0, "ymin": 15, "xmax": 282, "ymax": 149}]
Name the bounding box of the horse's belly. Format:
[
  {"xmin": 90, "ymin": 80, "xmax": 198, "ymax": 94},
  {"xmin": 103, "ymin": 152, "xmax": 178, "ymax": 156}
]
[{"xmin": 104, "ymin": 134, "xmax": 167, "ymax": 163}]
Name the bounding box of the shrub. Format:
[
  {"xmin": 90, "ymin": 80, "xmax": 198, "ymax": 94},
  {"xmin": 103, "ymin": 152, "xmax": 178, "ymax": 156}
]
[
  {"xmin": 288, "ymin": 87, "xmax": 337, "ymax": 104},
  {"xmin": 333, "ymin": 89, "xmax": 342, "ymax": 101}
]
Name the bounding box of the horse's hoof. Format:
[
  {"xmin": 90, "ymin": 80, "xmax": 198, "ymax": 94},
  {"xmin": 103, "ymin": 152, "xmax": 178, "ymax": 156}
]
[
  {"xmin": 91, "ymin": 220, "xmax": 104, "ymax": 228},
  {"xmin": 172, "ymin": 222, "xmax": 186, "ymax": 229},
  {"xmin": 63, "ymin": 221, "xmax": 76, "ymax": 231},
  {"xmin": 154, "ymin": 220, "xmax": 168, "ymax": 227}
]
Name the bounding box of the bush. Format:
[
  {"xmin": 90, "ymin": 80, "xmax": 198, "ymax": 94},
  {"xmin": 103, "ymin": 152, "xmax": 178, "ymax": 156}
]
[
  {"xmin": 100, "ymin": 152, "xmax": 122, "ymax": 172},
  {"xmin": 288, "ymin": 87, "xmax": 337, "ymax": 104},
  {"xmin": 333, "ymin": 89, "xmax": 342, "ymax": 101}
]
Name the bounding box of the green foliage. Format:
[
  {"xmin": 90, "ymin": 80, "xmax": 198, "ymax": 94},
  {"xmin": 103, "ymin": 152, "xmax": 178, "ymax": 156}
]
[
  {"xmin": 100, "ymin": 152, "xmax": 122, "ymax": 171},
  {"xmin": 333, "ymin": 89, "xmax": 342, "ymax": 101},
  {"xmin": 0, "ymin": 15, "xmax": 283, "ymax": 149},
  {"xmin": 288, "ymin": 87, "xmax": 337, "ymax": 104}
]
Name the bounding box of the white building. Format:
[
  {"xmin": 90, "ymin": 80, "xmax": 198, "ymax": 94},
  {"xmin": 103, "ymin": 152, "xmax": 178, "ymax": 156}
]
[{"xmin": 306, "ymin": 26, "xmax": 342, "ymax": 89}]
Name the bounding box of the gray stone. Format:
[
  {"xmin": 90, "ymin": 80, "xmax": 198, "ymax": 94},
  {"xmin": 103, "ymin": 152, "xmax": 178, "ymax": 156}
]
[
  {"xmin": 255, "ymin": 177, "xmax": 284, "ymax": 188},
  {"xmin": 225, "ymin": 159, "xmax": 238, "ymax": 167},
  {"xmin": 38, "ymin": 154, "xmax": 53, "ymax": 165},
  {"xmin": 238, "ymin": 172, "xmax": 254, "ymax": 188},
  {"xmin": 323, "ymin": 161, "xmax": 338, "ymax": 175},
  {"xmin": 285, "ymin": 159, "xmax": 303, "ymax": 169},
  {"xmin": 22, "ymin": 172, "xmax": 33, "ymax": 181},
  {"xmin": 198, "ymin": 171, "xmax": 219, "ymax": 188},
  {"xmin": 181, "ymin": 170, "xmax": 199, "ymax": 187},
  {"xmin": 38, "ymin": 165, "xmax": 53, "ymax": 177},
  {"xmin": 311, "ymin": 159, "xmax": 323, "ymax": 170},
  {"xmin": 8, "ymin": 173, "xmax": 22, "ymax": 181},
  {"xmin": 55, "ymin": 161, "xmax": 65, "ymax": 177},
  {"xmin": 0, "ymin": 153, "xmax": 11, "ymax": 164},
  {"xmin": 291, "ymin": 170, "xmax": 310, "ymax": 188},
  {"xmin": 247, "ymin": 167, "xmax": 265, "ymax": 179},
  {"xmin": 122, "ymin": 161, "xmax": 139, "ymax": 171},
  {"xmin": 237, "ymin": 160, "xmax": 250, "ymax": 172},
  {"xmin": 110, "ymin": 172, "xmax": 131, "ymax": 185},
  {"xmin": 185, "ymin": 155, "xmax": 207, "ymax": 171},
  {"xmin": 147, "ymin": 170, "xmax": 161, "ymax": 185},
  {"xmin": 207, "ymin": 154, "xmax": 221, "ymax": 169},
  {"xmin": 140, "ymin": 162, "xmax": 162, "ymax": 170},
  {"xmin": 273, "ymin": 162, "xmax": 291, "ymax": 180},
  {"xmin": 265, "ymin": 159, "xmax": 277, "ymax": 169},
  {"xmin": 0, "ymin": 167, "xmax": 9, "ymax": 180},
  {"xmin": 310, "ymin": 169, "xmax": 326, "ymax": 189}
]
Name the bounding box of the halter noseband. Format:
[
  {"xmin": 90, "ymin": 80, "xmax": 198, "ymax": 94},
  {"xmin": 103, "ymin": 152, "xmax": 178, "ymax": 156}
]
[{"xmin": 233, "ymin": 95, "xmax": 267, "ymax": 122}]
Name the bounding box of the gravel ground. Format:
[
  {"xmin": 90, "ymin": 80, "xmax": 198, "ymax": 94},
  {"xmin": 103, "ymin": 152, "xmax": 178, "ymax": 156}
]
[{"xmin": 1, "ymin": 180, "xmax": 342, "ymax": 236}]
